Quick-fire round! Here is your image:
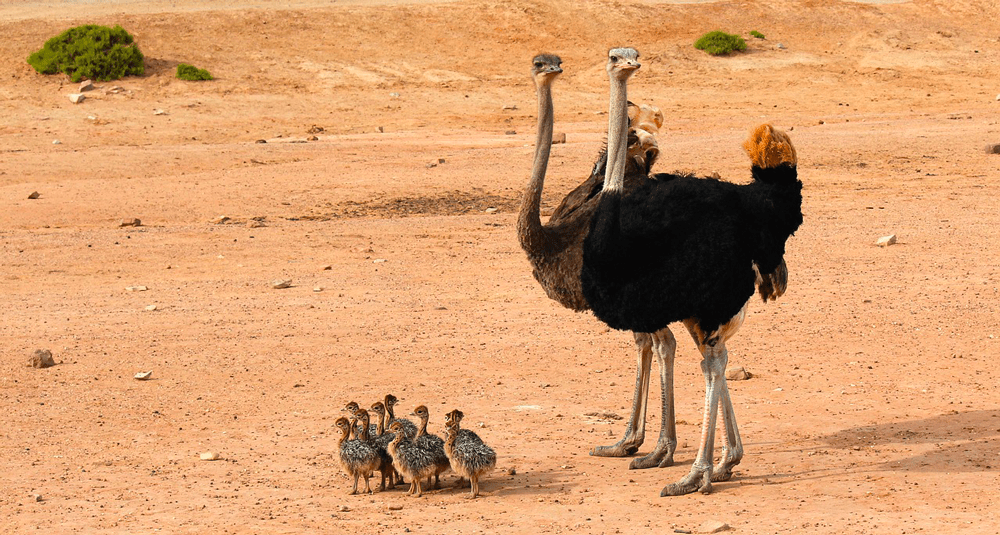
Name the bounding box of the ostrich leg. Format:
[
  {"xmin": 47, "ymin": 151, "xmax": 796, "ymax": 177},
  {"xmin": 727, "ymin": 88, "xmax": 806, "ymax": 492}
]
[
  {"xmin": 660, "ymin": 339, "xmax": 729, "ymax": 496},
  {"xmin": 590, "ymin": 332, "xmax": 653, "ymax": 457},
  {"xmin": 629, "ymin": 327, "xmax": 678, "ymax": 469}
]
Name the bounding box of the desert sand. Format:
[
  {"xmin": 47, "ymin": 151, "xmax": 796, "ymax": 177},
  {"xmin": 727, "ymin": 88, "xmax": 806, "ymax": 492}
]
[{"xmin": 2, "ymin": 0, "xmax": 999, "ymax": 533}]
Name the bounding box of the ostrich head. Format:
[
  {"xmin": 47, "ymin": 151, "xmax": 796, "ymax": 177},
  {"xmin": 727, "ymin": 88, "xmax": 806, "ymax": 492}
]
[
  {"xmin": 342, "ymin": 401, "xmax": 360, "ymax": 413},
  {"xmin": 531, "ymin": 53, "xmax": 563, "ymax": 87},
  {"xmin": 370, "ymin": 401, "xmax": 386, "ymax": 417},
  {"xmin": 412, "ymin": 405, "xmax": 430, "ymax": 419},
  {"xmin": 606, "ymin": 47, "xmax": 640, "ymax": 80}
]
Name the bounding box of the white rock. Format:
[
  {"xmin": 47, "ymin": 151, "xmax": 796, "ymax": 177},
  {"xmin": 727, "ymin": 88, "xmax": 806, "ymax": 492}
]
[
  {"xmin": 126, "ymin": 286, "xmax": 148, "ymax": 292},
  {"xmin": 199, "ymin": 452, "xmax": 220, "ymax": 461},
  {"xmin": 211, "ymin": 215, "xmax": 230, "ymax": 225},
  {"xmin": 145, "ymin": 305, "xmax": 157, "ymax": 311},
  {"xmin": 876, "ymin": 234, "xmax": 897, "ymax": 247},
  {"xmin": 134, "ymin": 371, "xmax": 153, "ymax": 380},
  {"xmin": 52, "ymin": 140, "xmax": 61, "ymax": 145},
  {"xmin": 373, "ymin": 258, "xmax": 387, "ymax": 263},
  {"xmin": 776, "ymin": 43, "xmax": 786, "ymax": 49},
  {"xmin": 68, "ymin": 93, "xmax": 86, "ymax": 104},
  {"xmin": 313, "ymin": 287, "xmax": 323, "ymax": 292},
  {"xmin": 153, "ymin": 109, "xmax": 167, "ymax": 115},
  {"xmin": 272, "ymin": 279, "xmax": 292, "ymax": 289},
  {"xmin": 485, "ymin": 207, "xmax": 498, "ymax": 213},
  {"xmin": 79, "ymin": 80, "xmax": 94, "ymax": 92}
]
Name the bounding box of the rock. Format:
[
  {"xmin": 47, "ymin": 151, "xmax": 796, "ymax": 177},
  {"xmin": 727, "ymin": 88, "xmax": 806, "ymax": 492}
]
[
  {"xmin": 27, "ymin": 191, "xmax": 40, "ymax": 199},
  {"xmin": 307, "ymin": 135, "xmax": 319, "ymax": 141},
  {"xmin": 502, "ymin": 104, "xmax": 518, "ymax": 110},
  {"xmin": 125, "ymin": 286, "xmax": 148, "ymax": 292},
  {"xmin": 509, "ymin": 468, "xmax": 516, "ymax": 476},
  {"xmin": 255, "ymin": 139, "xmax": 267, "ymax": 144},
  {"xmin": 776, "ymin": 43, "xmax": 786, "ymax": 49},
  {"xmin": 552, "ymin": 132, "xmax": 567, "ymax": 144},
  {"xmin": 485, "ymin": 207, "xmax": 498, "ymax": 213},
  {"xmin": 247, "ymin": 220, "xmax": 265, "ymax": 228},
  {"xmin": 505, "ymin": 130, "xmax": 517, "ymax": 135},
  {"xmin": 145, "ymin": 305, "xmax": 157, "ymax": 311},
  {"xmin": 68, "ymin": 93, "xmax": 85, "ymax": 104},
  {"xmin": 79, "ymin": 80, "xmax": 94, "ymax": 92},
  {"xmin": 199, "ymin": 452, "xmax": 220, "ymax": 461},
  {"xmin": 426, "ymin": 162, "xmax": 437, "ymax": 168},
  {"xmin": 726, "ymin": 366, "xmax": 751, "ymax": 381},
  {"xmin": 119, "ymin": 218, "xmax": 141, "ymax": 227},
  {"xmin": 52, "ymin": 140, "xmax": 61, "ymax": 145},
  {"xmin": 28, "ymin": 349, "xmax": 56, "ymax": 369},
  {"xmin": 211, "ymin": 215, "xmax": 231, "ymax": 225},
  {"xmin": 134, "ymin": 371, "xmax": 153, "ymax": 380},
  {"xmin": 985, "ymin": 143, "xmax": 1000, "ymax": 154},
  {"xmin": 321, "ymin": 265, "xmax": 332, "ymax": 271},
  {"xmin": 876, "ymin": 234, "xmax": 897, "ymax": 247},
  {"xmin": 272, "ymin": 279, "xmax": 292, "ymax": 289},
  {"xmin": 438, "ymin": 158, "xmax": 446, "ymax": 164},
  {"xmin": 313, "ymin": 287, "xmax": 323, "ymax": 292},
  {"xmin": 387, "ymin": 504, "xmax": 403, "ymax": 511},
  {"xmin": 338, "ymin": 505, "xmax": 350, "ymax": 512},
  {"xmin": 996, "ymin": 94, "xmax": 1000, "ymax": 101},
  {"xmin": 153, "ymin": 109, "xmax": 167, "ymax": 116},
  {"xmin": 32, "ymin": 494, "xmax": 43, "ymax": 502},
  {"xmin": 373, "ymin": 259, "xmax": 387, "ymax": 263},
  {"xmin": 696, "ymin": 520, "xmax": 730, "ymax": 533}
]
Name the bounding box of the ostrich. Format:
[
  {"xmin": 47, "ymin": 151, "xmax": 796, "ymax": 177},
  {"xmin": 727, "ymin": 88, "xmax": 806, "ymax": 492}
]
[
  {"xmin": 517, "ymin": 53, "xmax": 683, "ymax": 470},
  {"xmin": 580, "ymin": 47, "xmax": 802, "ymax": 496}
]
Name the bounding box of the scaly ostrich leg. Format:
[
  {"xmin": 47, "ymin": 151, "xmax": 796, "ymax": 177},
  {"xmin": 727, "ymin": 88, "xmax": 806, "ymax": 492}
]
[
  {"xmin": 591, "ymin": 332, "xmax": 653, "ymax": 457},
  {"xmin": 628, "ymin": 328, "xmax": 678, "ymax": 469}
]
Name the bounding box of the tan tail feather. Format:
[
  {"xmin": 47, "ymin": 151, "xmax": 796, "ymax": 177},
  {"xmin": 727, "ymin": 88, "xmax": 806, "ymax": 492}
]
[{"xmin": 743, "ymin": 123, "xmax": 797, "ymax": 168}]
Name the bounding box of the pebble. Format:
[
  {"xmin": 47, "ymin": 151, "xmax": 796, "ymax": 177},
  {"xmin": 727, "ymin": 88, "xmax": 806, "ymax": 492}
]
[
  {"xmin": 126, "ymin": 286, "xmax": 148, "ymax": 292},
  {"xmin": 247, "ymin": 220, "xmax": 265, "ymax": 228},
  {"xmin": 211, "ymin": 215, "xmax": 231, "ymax": 225},
  {"xmin": 502, "ymin": 104, "xmax": 517, "ymax": 110},
  {"xmin": 985, "ymin": 143, "xmax": 1000, "ymax": 154},
  {"xmin": 387, "ymin": 504, "xmax": 403, "ymax": 511},
  {"xmin": 145, "ymin": 305, "xmax": 157, "ymax": 311},
  {"xmin": 68, "ymin": 93, "xmax": 85, "ymax": 104},
  {"xmin": 485, "ymin": 207, "xmax": 498, "ymax": 213},
  {"xmin": 28, "ymin": 349, "xmax": 56, "ymax": 369},
  {"xmin": 321, "ymin": 265, "xmax": 332, "ymax": 271},
  {"xmin": 153, "ymin": 109, "xmax": 167, "ymax": 116},
  {"xmin": 696, "ymin": 520, "xmax": 730, "ymax": 533},
  {"xmin": 134, "ymin": 371, "xmax": 153, "ymax": 380},
  {"xmin": 776, "ymin": 43, "xmax": 786, "ymax": 49},
  {"xmin": 28, "ymin": 191, "xmax": 40, "ymax": 199},
  {"xmin": 272, "ymin": 279, "xmax": 292, "ymax": 289},
  {"xmin": 52, "ymin": 140, "xmax": 61, "ymax": 145},
  {"xmin": 307, "ymin": 135, "xmax": 319, "ymax": 141},
  {"xmin": 79, "ymin": 80, "xmax": 94, "ymax": 92},
  {"xmin": 505, "ymin": 130, "xmax": 517, "ymax": 135},
  {"xmin": 33, "ymin": 494, "xmax": 43, "ymax": 502},
  {"xmin": 199, "ymin": 452, "xmax": 220, "ymax": 461},
  {"xmin": 373, "ymin": 258, "xmax": 387, "ymax": 263},
  {"xmin": 338, "ymin": 505, "xmax": 350, "ymax": 512},
  {"xmin": 725, "ymin": 366, "xmax": 751, "ymax": 381},
  {"xmin": 876, "ymin": 234, "xmax": 897, "ymax": 247},
  {"xmin": 119, "ymin": 218, "xmax": 141, "ymax": 227},
  {"xmin": 552, "ymin": 132, "xmax": 567, "ymax": 144},
  {"xmin": 313, "ymin": 287, "xmax": 323, "ymax": 292}
]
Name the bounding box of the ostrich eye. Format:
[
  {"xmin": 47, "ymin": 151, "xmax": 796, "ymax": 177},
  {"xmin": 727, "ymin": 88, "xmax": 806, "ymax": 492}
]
[
  {"xmin": 610, "ymin": 56, "xmax": 618, "ymax": 62},
  {"xmin": 534, "ymin": 61, "xmax": 543, "ymax": 68}
]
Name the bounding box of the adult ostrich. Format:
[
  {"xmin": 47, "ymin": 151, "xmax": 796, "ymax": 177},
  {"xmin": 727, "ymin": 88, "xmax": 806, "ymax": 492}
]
[
  {"xmin": 516, "ymin": 53, "xmax": 682, "ymax": 470},
  {"xmin": 580, "ymin": 47, "xmax": 803, "ymax": 496}
]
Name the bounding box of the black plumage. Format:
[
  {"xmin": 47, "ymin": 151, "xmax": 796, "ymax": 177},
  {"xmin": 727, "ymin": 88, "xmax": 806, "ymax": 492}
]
[{"xmin": 582, "ymin": 164, "xmax": 802, "ymax": 335}]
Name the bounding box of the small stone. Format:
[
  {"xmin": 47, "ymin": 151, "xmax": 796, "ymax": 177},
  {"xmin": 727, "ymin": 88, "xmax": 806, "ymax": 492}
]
[
  {"xmin": 255, "ymin": 139, "xmax": 267, "ymax": 144},
  {"xmin": 28, "ymin": 191, "xmax": 40, "ymax": 199},
  {"xmin": 426, "ymin": 162, "xmax": 437, "ymax": 168},
  {"xmin": 119, "ymin": 218, "xmax": 141, "ymax": 227},
  {"xmin": 725, "ymin": 366, "xmax": 751, "ymax": 381},
  {"xmin": 247, "ymin": 220, "xmax": 265, "ymax": 228},
  {"xmin": 125, "ymin": 286, "xmax": 148, "ymax": 292},
  {"xmin": 387, "ymin": 504, "xmax": 403, "ymax": 511},
  {"xmin": 153, "ymin": 109, "xmax": 167, "ymax": 116},
  {"xmin": 307, "ymin": 135, "xmax": 319, "ymax": 141},
  {"xmin": 79, "ymin": 80, "xmax": 94, "ymax": 92},
  {"xmin": 373, "ymin": 259, "xmax": 387, "ymax": 263},
  {"xmin": 32, "ymin": 494, "xmax": 43, "ymax": 502},
  {"xmin": 134, "ymin": 371, "xmax": 153, "ymax": 380},
  {"xmin": 502, "ymin": 104, "xmax": 517, "ymax": 110},
  {"xmin": 52, "ymin": 140, "xmax": 61, "ymax": 145},
  {"xmin": 389, "ymin": 92, "xmax": 400, "ymax": 98},
  {"xmin": 505, "ymin": 130, "xmax": 517, "ymax": 135},
  {"xmin": 211, "ymin": 215, "xmax": 231, "ymax": 225},
  {"xmin": 996, "ymin": 94, "xmax": 1000, "ymax": 101},
  {"xmin": 28, "ymin": 349, "xmax": 56, "ymax": 369},
  {"xmin": 313, "ymin": 287, "xmax": 323, "ymax": 292},
  {"xmin": 272, "ymin": 279, "xmax": 292, "ymax": 289},
  {"xmin": 199, "ymin": 452, "xmax": 220, "ymax": 461},
  {"xmin": 876, "ymin": 234, "xmax": 897, "ymax": 247},
  {"xmin": 68, "ymin": 93, "xmax": 86, "ymax": 104},
  {"xmin": 776, "ymin": 43, "xmax": 786, "ymax": 49},
  {"xmin": 321, "ymin": 265, "xmax": 332, "ymax": 271},
  {"xmin": 509, "ymin": 468, "xmax": 516, "ymax": 475},
  {"xmin": 552, "ymin": 132, "xmax": 567, "ymax": 144},
  {"xmin": 438, "ymin": 158, "xmax": 446, "ymax": 164},
  {"xmin": 145, "ymin": 305, "xmax": 157, "ymax": 311},
  {"xmin": 338, "ymin": 505, "xmax": 351, "ymax": 512},
  {"xmin": 696, "ymin": 520, "xmax": 730, "ymax": 534},
  {"xmin": 984, "ymin": 143, "xmax": 1000, "ymax": 154},
  {"xmin": 485, "ymin": 207, "xmax": 498, "ymax": 214}
]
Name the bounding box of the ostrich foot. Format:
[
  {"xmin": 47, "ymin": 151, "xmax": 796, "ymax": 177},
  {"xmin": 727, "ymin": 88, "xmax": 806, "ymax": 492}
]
[
  {"xmin": 454, "ymin": 477, "xmax": 470, "ymax": 489},
  {"xmin": 711, "ymin": 451, "xmax": 742, "ymax": 482},
  {"xmin": 660, "ymin": 466, "xmax": 713, "ymax": 496},
  {"xmin": 590, "ymin": 434, "xmax": 643, "ymax": 457},
  {"xmin": 628, "ymin": 445, "xmax": 675, "ymax": 470}
]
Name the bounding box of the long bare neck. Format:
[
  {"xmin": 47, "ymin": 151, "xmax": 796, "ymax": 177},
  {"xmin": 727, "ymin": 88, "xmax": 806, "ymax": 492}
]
[
  {"xmin": 375, "ymin": 411, "xmax": 385, "ymax": 436},
  {"xmin": 517, "ymin": 79, "xmax": 555, "ymax": 252},
  {"xmin": 417, "ymin": 414, "xmax": 428, "ymax": 437},
  {"xmin": 338, "ymin": 427, "xmax": 350, "ymax": 447},
  {"xmin": 603, "ymin": 75, "xmax": 630, "ymax": 192},
  {"xmin": 357, "ymin": 416, "xmax": 370, "ymax": 441}
]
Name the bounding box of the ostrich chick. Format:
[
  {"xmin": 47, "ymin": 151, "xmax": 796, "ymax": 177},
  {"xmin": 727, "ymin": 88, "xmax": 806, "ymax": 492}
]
[
  {"xmin": 412, "ymin": 405, "xmax": 451, "ymax": 488},
  {"xmin": 384, "ymin": 394, "xmax": 418, "ymax": 437},
  {"xmin": 386, "ymin": 421, "xmax": 438, "ymax": 498},
  {"xmin": 370, "ymin": 401, "xmax": 399, "ymax": 489},
  {"xmin": 342, "ymin": 401, "xmax": 377, "ymax": 438},
  {"xmin": 334, "ymin": 417, "xmax": 380, "ymax": 495},
  {"xmin": 443, "ymin": 417, "xmax": 496, "ymax": 499}
]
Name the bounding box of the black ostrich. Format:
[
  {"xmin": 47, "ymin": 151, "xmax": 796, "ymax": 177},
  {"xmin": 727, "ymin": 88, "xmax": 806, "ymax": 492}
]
[{"xmin": 580, "ymin": 47, "xmax": 803, "ymax": 496}]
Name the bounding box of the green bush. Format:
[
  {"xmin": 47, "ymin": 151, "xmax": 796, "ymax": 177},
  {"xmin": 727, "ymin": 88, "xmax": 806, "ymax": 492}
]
[
  {"xmin": 694, "ymin": 31, "xmax": 748, "ymax": 56},
  {"xmin": 176, "ymin": 63, "xmax": 213, "ymax": 81},
  {"xmin": 27, "ymin": 24, "xmax": 144, "ymax": 82},
  {"xmin": 750, "ymin": 30, "xmax": 766, "ymax": 40}
]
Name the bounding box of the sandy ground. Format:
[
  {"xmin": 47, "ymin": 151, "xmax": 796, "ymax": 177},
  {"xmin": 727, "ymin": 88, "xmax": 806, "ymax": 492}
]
[{"xmin": 2, "ymin": 0, "xmax": 1000, "ymax": 533}]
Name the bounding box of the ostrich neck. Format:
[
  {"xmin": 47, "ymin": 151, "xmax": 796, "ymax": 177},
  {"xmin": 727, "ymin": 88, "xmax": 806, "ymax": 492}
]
[
  {"xmin": 517, "ymin": 80, "xmax": 554, "ymax": 252},
  {"xmin": 375, "ymin": 412, "xmax": 385, "ymax": 436},
  {"xmin": 603, "ymin": 75, "xmax": 630, "ymax": 192},
  {"xmin": 417, "ymin": 416, "xmax": 428, "ymax": 437}
]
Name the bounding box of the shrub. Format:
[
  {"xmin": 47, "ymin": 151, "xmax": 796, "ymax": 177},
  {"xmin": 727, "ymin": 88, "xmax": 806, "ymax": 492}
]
[
  {"xmin": 694, "ymin": 31, "xmax": 747, "ymax": 56},
  {"xmin": 176, "ymin": 63, "xmax": 213, "ymax": 81},
  {"xmin": 27, "ymin": 24, "xmax": 144, "ymax": 82},
  {"xmin": 750, "ymin": 30, "xmax": 766, "ymax": 40}
]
